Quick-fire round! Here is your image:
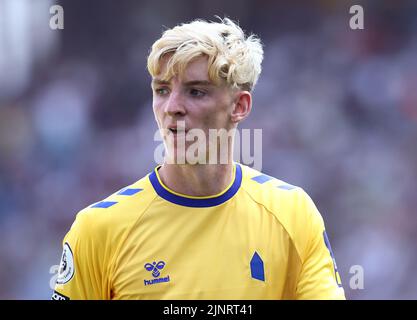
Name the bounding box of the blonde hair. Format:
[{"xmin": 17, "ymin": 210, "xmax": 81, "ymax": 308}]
[{"xmin": 147, "ymin": 17, "xmax": 264, "ymax": 92}]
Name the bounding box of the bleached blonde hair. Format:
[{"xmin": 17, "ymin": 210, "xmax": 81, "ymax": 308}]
[{"xmin": 147, "ymin": 17, "xmax": 264, "ymax": 92}]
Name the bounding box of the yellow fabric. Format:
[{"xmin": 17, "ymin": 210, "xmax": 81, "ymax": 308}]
[{"xmin": 54, "ymin": 163, "xmax": 345, "ymax": 300}]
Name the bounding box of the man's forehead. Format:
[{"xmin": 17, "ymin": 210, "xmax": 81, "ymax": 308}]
[{"xmin": 154, "ymin": 55, "xmax": 211, "ymax": 83}]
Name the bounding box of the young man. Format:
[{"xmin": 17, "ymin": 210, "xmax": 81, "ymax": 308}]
[{"xmin": 53, "ymin": 18, "xmax": 345, "ymax": 300}]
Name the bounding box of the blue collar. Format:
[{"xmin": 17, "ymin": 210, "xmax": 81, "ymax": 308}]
[{"xmin": 149, "ymin": 164, "xmax": 242, "ymax": 208}]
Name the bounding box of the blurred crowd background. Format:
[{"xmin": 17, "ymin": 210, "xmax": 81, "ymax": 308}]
[{"xmin": 0, "ymin": 0, "xmax": 416, "ymax": 299}]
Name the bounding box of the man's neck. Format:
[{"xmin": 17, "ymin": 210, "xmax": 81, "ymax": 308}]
[{"xmin": 157, "ymin": 163, "xmax": 234, "ymax": 197}]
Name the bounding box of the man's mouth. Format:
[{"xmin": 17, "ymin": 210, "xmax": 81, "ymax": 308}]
[{"xmin": 167, "ymin": 127, "xmax": 187, "ymax": 134}]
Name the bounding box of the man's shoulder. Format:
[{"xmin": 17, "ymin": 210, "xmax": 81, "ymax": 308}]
[
  {"xmin": 239, "ymin": 163, "xmax": 326, "ymax": 259},
  {"xmin": 70, "ymin": 171, "xmax": 157, "ymax": 236},
  {"xmin": 239, "ymin": 163, "xmax": 319, "ymax": 227},
  {"xmin": 239, "ymin": 163, "xmax": 304, "ymax": 200}
]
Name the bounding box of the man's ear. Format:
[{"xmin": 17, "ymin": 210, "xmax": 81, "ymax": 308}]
[{"xmin": 231, "ymin": 91, "xmax": 252, "ymax": 123}]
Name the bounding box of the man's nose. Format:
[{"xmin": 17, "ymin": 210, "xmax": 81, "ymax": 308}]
[{"xmin": 165, "ymin": 90, "xmax": 186, "ymax": 117}]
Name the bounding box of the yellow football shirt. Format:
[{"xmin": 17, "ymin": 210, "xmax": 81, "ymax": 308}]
[{"xmin": 53, "ymin": 163, "xmax": 345, "ymax": 300}]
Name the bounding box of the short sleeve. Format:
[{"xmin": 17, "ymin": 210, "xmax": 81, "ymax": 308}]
[
  {"xmin": 52, "ymin": 211, "xmax": 109, "ymax": 300},
  {"xmin": 295, "ymin": 192, "xmax": 346, "ymax": 300}
]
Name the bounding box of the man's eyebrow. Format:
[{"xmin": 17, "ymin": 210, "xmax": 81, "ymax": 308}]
[
  {"xmin": 151, "ymin": 79, "xmax": 213, "ymax": 86},
  {"xmin": 183, "ymin": 80, "xmax": 213, "ymax": 86},
  {"xmin": 151, "ymin": 79, "xmax": 170, "ymax": 86}
]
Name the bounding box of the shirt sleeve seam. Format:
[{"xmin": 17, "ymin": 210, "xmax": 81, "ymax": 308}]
[
  {"xmin": 240, "ymin": 184, "xmax": 305, "ymax": 264},
  {"xmin": 107, "ymin": 190, "xmax": 160, "ymax": 293}
]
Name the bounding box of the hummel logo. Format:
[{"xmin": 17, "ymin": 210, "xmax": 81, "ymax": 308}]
[
  {"xmin": 144, "ymin": 261, "xmax": 165, "ymax": 278},
  {"xmin": 144, "ymin": 260, "xmax": 170, "ymax": 286}
]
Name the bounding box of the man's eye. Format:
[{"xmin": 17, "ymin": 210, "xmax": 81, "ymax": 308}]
[
  {"xmin": 189, "ymin": 89, "xmax": 206, "ymax": 97},
  {"xmin": 155, "ymin": 88, "xmax": 169, "ymax": 95}
]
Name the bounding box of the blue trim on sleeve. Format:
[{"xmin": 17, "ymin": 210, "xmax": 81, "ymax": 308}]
[
  {"xmin": 323, "ymin": 230, "xmax": 343, "ymax": 288},
  {"xmin": 91, "ymin": 201, "xmax": 118, "ymax": 208},
  {"xmin": 277, "ymin": 184, "xmax": 296, "ymax": 190},
  {"xmin": 149, "ymin": 164, "xmax": 242, "ymax": 208},
  {"xmin": 118, "ymin": 188, "xmax": 143, "ymax": 196},
  {"xmin": 251, "ymin": 174, "xmax": 274, "ymax": 184}
]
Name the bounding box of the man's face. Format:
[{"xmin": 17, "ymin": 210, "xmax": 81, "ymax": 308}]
[{"xmin": 152, "ymin": 55, "xmax": 236, "ymax": 164}]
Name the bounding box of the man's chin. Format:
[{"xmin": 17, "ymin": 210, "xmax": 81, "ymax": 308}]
[{"xmin": 164, "ymin": 151, "xmax": 208, "ymax": 165}]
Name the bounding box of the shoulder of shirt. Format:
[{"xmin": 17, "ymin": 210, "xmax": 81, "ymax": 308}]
[
  {"xmin": 68, "ymin": 171, "xmax": 158, "ymax": 241},
  {"xmin": 239, "ymin": 163, "xmax": 325, "ymax": 261}
]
